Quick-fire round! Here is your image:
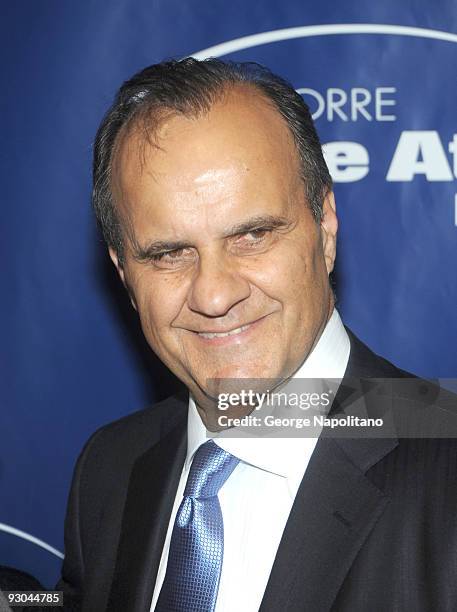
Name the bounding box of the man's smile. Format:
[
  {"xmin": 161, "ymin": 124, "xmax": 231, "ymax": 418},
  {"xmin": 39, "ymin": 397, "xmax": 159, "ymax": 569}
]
[
  {"xmin": 197, "ymin": 323, "xmax": 251, "ymax": 339},
  {"xmin": 187, "ymin": 314, "xmax": 273, "ymax": 346}
]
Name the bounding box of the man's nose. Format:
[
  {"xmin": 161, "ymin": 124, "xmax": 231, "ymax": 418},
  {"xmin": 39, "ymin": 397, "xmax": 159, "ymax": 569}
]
[{"xmin": 186, "ymin": 253, "xmax": 251, "ymax": 317}]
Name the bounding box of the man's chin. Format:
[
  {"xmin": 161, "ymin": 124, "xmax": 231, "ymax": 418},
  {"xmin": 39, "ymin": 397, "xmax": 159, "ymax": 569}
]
[
  {"xmin": 192, "ymin": 371, "xmax": 282, "ymax": 404},
  {"xmin": 191, "ymin": 390, "xmax": 259, "ymax": 432}
]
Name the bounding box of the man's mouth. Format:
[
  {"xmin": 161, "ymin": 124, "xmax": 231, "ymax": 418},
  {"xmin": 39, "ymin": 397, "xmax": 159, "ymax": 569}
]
[{"xmin": 197, "ymin": 324, "xmax": 251, "ymax": 339}]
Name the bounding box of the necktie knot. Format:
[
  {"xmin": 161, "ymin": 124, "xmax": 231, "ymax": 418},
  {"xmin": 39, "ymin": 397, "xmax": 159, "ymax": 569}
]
[{"xmin": 184, "ymin": 440, "xmax": 239, "ymax": 499}]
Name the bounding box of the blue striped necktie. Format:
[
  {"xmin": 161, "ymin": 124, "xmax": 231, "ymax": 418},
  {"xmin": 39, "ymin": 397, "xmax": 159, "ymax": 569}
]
[{"xmin": 155, "ymin": 439, "xmax": 240, "ymax": 612}]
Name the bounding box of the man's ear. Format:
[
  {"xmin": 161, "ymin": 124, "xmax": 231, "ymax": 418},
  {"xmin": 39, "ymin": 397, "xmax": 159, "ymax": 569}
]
[
  {"xmin": 108, "ymin": 247, "xmax": 138, "ymax": 311},
  {"xmin": 320, "ymin": 191, "xmax": 338, "ymax": 275},
  {"xmin": 108, "ymin": 247, "xmax": 126, "ymax": 284}
]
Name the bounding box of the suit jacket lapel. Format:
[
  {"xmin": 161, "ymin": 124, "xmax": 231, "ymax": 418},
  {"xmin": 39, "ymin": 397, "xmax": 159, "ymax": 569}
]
[
  {"xmin": 107, "ymin": 415, "xmax": 187, "ymax": 612},
  {"xmin": 260, "ymin": 330, "xmax": 399, "ymax": 611},
  {"xmin": 260, "ymin": 435, "xmax": 395, "ymax": 611}
]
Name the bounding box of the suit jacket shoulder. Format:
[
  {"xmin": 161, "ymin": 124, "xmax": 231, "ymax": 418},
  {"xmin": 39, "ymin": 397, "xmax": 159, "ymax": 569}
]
[
  {"xmin": 344, "ymin": 327, "xmax": 412, "ymax": 378},
  {"xmin": 57, "ymin": 391, "xmax": 188, "ymax": 612}
]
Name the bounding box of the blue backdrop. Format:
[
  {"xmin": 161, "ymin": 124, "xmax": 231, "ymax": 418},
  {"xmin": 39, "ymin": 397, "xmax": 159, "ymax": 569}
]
[{"xmin": 2, "ymin": 0, "xmax": 456, "ymax": 587}]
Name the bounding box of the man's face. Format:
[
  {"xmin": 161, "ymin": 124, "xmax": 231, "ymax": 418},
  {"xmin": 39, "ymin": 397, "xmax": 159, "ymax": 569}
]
[{"xmin": 110, "ymin": 87, "xmax": 337, "ymax": 415}]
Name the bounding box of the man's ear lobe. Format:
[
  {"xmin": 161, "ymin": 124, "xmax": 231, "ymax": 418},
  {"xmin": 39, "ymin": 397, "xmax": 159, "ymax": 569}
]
[{"xmin": 320, "ymin": 191, "xmax": 338, "ymax": 274}]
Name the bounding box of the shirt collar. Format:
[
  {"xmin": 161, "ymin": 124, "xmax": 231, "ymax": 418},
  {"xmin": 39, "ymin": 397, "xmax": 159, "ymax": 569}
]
[{"xmin": 186, "ymin": 308, "xmax": 350, "ymax": 484}]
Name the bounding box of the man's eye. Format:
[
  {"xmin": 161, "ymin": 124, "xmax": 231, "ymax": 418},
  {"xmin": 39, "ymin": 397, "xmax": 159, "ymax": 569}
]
[
  {"xmin": 247, "ymin": 229, "xmax": 268, "ymax": 240},
  {"xmin": 151, "ymin": 248, "xmax": 194, "ymax": 266},
  {"xmin": 238, "ymin": 228, "xmax": 271, "ymax": 244}
]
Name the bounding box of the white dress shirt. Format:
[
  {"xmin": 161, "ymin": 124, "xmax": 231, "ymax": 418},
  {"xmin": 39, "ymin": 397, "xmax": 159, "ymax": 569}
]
[{"xmin": 150, "ymin": 308, "xmax": 350, "ymax": 611}]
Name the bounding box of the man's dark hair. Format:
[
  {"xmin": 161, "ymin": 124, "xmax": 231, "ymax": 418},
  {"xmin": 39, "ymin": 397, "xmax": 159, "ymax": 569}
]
[{"xmin": 93, "ymin": 57, "xmax": 333, "ymax": 262}]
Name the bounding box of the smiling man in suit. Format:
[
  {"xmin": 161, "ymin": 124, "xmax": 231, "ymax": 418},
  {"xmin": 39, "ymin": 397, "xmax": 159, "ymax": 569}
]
[{"xmin": 58, "ymin": 59, "xmax": 457, "ymax": 612}]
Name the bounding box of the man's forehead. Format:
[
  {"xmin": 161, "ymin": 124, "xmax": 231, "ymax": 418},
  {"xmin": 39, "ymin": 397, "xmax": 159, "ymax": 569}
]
[
  {"xmin": 109, "ymin": 86, "xmax": 305, "ymax": 248},
  {"xmin": 113, "ymin": 86, "xmax": 299, "ymax": 180}
]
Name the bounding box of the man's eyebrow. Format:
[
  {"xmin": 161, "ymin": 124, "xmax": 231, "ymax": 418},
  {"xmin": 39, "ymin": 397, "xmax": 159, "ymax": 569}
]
[
  {"xmin": 132, "ymin": 215, "xmax": 291, "ymax": 261},
  {"xmin": 222, "ymin": 215, "xmax": 291, "ymax": 237},
  {"xmin": 133, "ymin": 240, "xmax": 191, "ymax": 261}
]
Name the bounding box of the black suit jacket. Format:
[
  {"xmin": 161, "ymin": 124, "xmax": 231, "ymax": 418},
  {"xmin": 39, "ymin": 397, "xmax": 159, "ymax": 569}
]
[{"xmin": 57, "ymin": 330, "xmax": 457, "ymax": 611}]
